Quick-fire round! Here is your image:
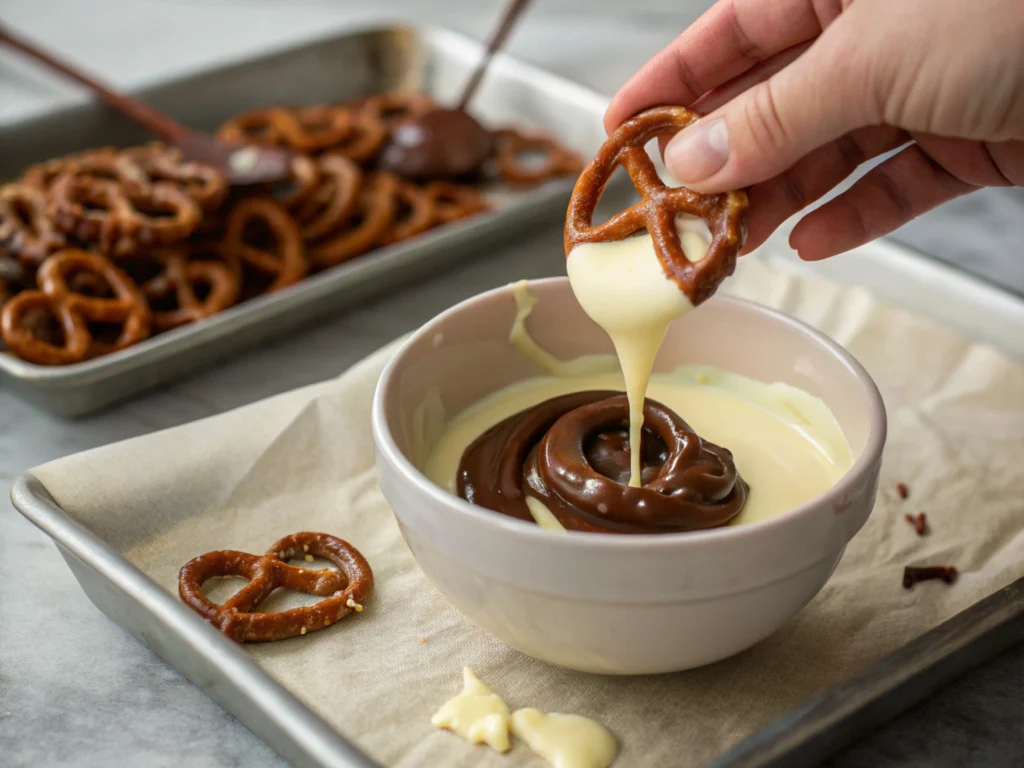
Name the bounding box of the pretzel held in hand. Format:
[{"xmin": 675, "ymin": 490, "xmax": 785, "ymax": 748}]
[
  {"xmin": 564, "ymin": 106, "xmax": 748, "ymax": 306},
  {"xmin": 178, "ymin": 532, "xmax": 374, "ymax": 643}
]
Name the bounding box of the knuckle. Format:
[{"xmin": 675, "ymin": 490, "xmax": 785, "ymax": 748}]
[{"xmin": 744, "ymin": 80, "xmax": 792, "ymax": 156}]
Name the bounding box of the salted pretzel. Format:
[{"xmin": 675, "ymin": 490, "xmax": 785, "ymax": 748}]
[
  {"xmin": 423, "ymin": 181, "xmax": 490, "ymax": 224},
  {"xmin": 383, "ymin": 180, "xmax": 436, "ymax": 244},
  {"xmin": 309, "ymin": 171, "xmax": 398, "ymax": 268},
  {"xmin": 564, "ymin": 106, "xmax": 748, "ymax": 306},
  {"xmin": 0, "ymin": 183, "xmax": 67, "ymax": 267},
  {"xmin": 49, "ymin": 173, "xmax": 202, "ymax": 256},
  {"xmin": 493, "ymin": 128, "xmax": 584, "ymax": 186},
  {"xmin": 126, "ymin": 246, "xmax": 240, "ymax": 332},
  {"xmin": 359, "ymin": 91, "xmax": 435, "ymax": 128},
  {"xmin": 178, "ymin": 532, "xmax": 374, "ymax": 643},
  {"xmin": 217, "ymin": 106, "xmax": 353, "ymax": 154},
  {"xmin": 220, "ymin": 197, "xmax": 308, "ymax": 293},
  {"xmin": 120, "ymin": 143, "xmax": 228, "ymax": 213},
  {"xmin": 290, "ymin": 153, "xmax": 363, "ymax": 241},
  {"xmin": 0, "ymin": 249, "xmax": 150, "ymax": 365}
]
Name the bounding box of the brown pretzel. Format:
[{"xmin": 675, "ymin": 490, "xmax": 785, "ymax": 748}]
[
  {"xmin": 424, "ymin": 181, "xmax": 490, "ymax": 224},
  {"xmin": 290, "ymin": 154, "xmax": 362, "ymax": 241},
  {"xmin": 331, "ymin": 109, "xmax": 388, "ymax": 163},
  {"xmin": 359, "ymin": 91, "xmax": 435, "ymax": 128},
  {"xmin": 564, "ymin": 106, "xmax": 748, "ymax": 306},
  {"xmin": 20, "ymin": 147, "xmax": 122, "ymax": 190},
  {"xmin": 382, "ymin": 180, "xmax": 436, "ymax": 244},
  {"xmin": 275, "ymin": 155, "xmax": 321, "ymax": 208},
  {"xmin": 120, "ymin": 143, "xmax": 228, "ymax": 213},
  {"xmin": 0, "ymin": 184, "xmax": 67, "ymax": 267},
  {"xmin": 125, "ymin": 246, "xmax": 240, "ymax": 332},
  {"xmin": 217, "ymin": 106, "xmax": 353, "ymax": 154},
  {"xmin": 178, "ymin": 532, "xmax": 374, "ymax": 643},
  {"xmin": 220, "ymin": 197, "xmax": 308, "ymax": 293},
  {"xmin": 309, "ymin": 171, "xmax": 397, "ymax": 268},
  {"xmin": 0, "ymin": 249, "xmax": 150, "ymax": 365},
  {"xmin": 49, "ymin": 174, "xmax": 202, "ymax": 256},
  {"xmin": 493, "ymin": 128, "xmax": 584, "ymax": 186}
]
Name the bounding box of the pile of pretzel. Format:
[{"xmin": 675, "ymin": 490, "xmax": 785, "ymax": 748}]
[{"xmin": 0, "ymin": 92, "xmax": 582, "ymax": 366}]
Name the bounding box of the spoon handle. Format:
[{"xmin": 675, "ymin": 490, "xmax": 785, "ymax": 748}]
[
  {"xmin": 456, "ymin": 0, "xmax": 533, "ymax": 111},
  {"xmin": 0, "ymin": 22, "xmax": 189, "ymax": 141}
]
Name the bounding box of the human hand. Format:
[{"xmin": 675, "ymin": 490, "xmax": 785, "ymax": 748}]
[{"xmin": 605, "ymin": 0, "xmax": 1024, "ymax": 260}]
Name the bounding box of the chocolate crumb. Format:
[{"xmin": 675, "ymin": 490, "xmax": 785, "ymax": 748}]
[
  {"xmin": 904, "ymin": 512, "xmax": 928, "ymax": 536},
  {"xmin": 896, "ymin": 482, "xmax": 910, "ymax": 500},
  {"xmin": 903, "ymin": 565, "xmax": 957, "ymax": 589}
]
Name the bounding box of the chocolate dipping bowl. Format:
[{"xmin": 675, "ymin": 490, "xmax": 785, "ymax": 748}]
[{"xmin": 372, "ymin": 277, "xmax": 886, "ymax": 674}]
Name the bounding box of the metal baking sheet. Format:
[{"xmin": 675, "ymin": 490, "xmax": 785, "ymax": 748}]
[
  {"xmin": 11, "ymin": 235, "xmax": 1024, "ymax": 768},
  {"xmin": 0, "ymin": 24, "xmax": 614, "ymax": 418}
]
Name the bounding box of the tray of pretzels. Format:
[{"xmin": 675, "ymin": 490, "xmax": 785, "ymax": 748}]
[{"xmin": 0, "ymin": 25, "xmax": 612, "ymax": 417}]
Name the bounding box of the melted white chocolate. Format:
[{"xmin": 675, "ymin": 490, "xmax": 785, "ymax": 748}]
[
  {"xmin": 566, "ymin": 217, "xmax": 710, "ymax": 486},
  {"xmin": 511, "ymin": 708, "xmax": 618, "ymax": 768},
  {"xmin": 431, "ymin": 667, "xmax": 512, "ymax": 752},
  {"xmin": 424, "ymin": 363, "xmax": 851, "ymax": 527}
]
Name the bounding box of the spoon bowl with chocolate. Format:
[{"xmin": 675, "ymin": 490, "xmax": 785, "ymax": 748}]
[{"xmin": 373, "ymin": 277, "xmax": 886, "ymax": 674}]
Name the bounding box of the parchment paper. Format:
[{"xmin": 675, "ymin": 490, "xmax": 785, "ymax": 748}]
[{"xmin": 31, "ymin": 256, "xmax": 1024, "ymax": 767}]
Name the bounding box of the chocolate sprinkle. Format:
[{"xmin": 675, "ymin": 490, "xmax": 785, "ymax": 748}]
[{"xmin": 903, "ymin": 565, "xmax": 957, "ymax": 589}]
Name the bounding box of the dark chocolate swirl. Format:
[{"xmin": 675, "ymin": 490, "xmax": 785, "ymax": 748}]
[{"xmin": 457, "ymin": 391, "xmax": 748, "ymax": 534}]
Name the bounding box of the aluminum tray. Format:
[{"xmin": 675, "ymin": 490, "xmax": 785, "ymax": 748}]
[
  {"xmin": 12, "ymin": 234, "xmax": 1024, "ymax": 768},
  {"xmin": 0, "ymin": 24, "xmax": 614, "ymax": 418}
]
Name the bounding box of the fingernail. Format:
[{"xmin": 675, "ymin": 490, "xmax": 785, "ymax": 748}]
[{"xmin": 664, "ymin": 118, "xmax": 729, "ymax": 184}]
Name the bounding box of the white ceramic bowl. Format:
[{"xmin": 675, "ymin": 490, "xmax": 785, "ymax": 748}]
[{"xmin": 373, "ymin": 277, "xmax": 886, "ymax": 674}]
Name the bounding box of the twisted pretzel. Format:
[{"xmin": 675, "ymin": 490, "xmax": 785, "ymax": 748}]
[
  {"xmin": 290, "ymin": 153, "xmax": 362, "ymax": 241},
  {"xmin": 0, "ymin": 183, "xmax": 67, "ymax": 267},
  {"xmin": 49, "ymin": 174, "xmax": 202, "ymax": 256},
  {"xmin": 331, "ymin": 110, "xmax": 388, "ymax": 164},
  {"xmin": 309, "ymin": 171, "xmax": 397, "ymax": 268},
  {"xmin": 0, "ymin": 249, "xmax": 150, "ymax": 365},
  {"xmin": 221, "ymin": 197, "xmax": 308, "ymax": 293},
  {"xmin": 359, "ymin": 91, "xmax": 435, "ymax": 128},
  {"xmin": 275, "ymin": 155, "xmax": 321, "ymax": 208},
  {"xmin": 217, "ymin": 106, "xmax": 354, "ymax": 154},
  {"xmin": 121, "ymin": 143, "xmax": 228, "ymax": 212},
  {"xmin": 424, "ymin": 181, "xmax": 490, "ymax": 224},
  {"xmin": 178, "ymin": 532, "xmax": 374, "ymax": 643},
  {"xmin": 20, "ymin": 147, "xmax": 122, "ymax": 190},
  {"xmin": 493, "ymin": 128, "xmax": 583, "ymax": 186},
  {"xmin": 382, "ymin": 180, "xmax": 436, "ymax": 244},
  {"xmin": 564, "ymin": 106, "xmax": 748, "ymax": 306},
  {"xmin": 125, "ymin": 246, "xmax": 240, "ymax": 332}
]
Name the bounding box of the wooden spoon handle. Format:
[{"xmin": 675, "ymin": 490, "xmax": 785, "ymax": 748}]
[
  {"xmin": 456, "ymin": 0, "xmax": 533, "ymax": 111},
  {"xmin": 0, "ymin": 22, "xmax": 189, "ymax": 141}
]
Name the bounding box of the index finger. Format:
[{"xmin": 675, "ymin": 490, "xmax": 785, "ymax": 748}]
[{"xmin": 604, "ymin": 0, "xmax": 841, "ymax": 133}]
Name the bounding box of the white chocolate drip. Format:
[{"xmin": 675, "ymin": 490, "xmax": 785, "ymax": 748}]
[{"xmin": 566, "ymin": 216, "xmax": 710, "ymax": 486}]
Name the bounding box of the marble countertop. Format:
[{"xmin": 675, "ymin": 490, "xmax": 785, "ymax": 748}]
[{"xmin": 1, "ymin": 2, "xmax": 1022, "ymax": 766}]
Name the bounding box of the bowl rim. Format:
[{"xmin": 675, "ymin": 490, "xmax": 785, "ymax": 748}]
[{"xmin": 372, "ymin": 276, "xmax": 887, "ymax": 550}]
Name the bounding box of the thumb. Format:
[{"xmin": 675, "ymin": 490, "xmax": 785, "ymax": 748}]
[{"xmin": 663, "ymin": 35, "xmax": 873, "ymax": 193}]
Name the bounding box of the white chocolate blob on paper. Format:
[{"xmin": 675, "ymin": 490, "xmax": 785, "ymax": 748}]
[
  {"xmin": 511, "ymin": 708, "xmax": 618, "ymax": 768},
  {"xmin": 566, "ymin": 216, "xmax": 710, "ymax": 487},
  {"xmin": 431, "ymin": 667, "xmax": 511, "ymax": 753}
]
